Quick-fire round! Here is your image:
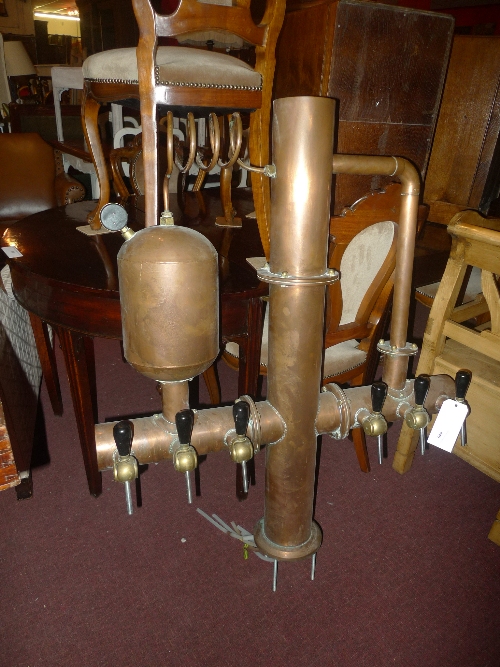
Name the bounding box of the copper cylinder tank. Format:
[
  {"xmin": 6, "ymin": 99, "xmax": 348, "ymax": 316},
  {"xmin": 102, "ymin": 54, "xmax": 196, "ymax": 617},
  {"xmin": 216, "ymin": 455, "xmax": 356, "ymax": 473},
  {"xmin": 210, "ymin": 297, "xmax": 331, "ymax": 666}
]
[{"xmin": 118, "ymin": 226, "xmax": 219, "ymax": 381}]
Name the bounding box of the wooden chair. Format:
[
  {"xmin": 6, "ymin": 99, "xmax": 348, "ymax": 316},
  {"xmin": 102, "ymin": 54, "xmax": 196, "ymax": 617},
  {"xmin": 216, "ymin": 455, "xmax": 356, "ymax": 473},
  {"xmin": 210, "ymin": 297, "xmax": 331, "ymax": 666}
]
[
  {"xmin": 223, "ymin": 184, "xmax": 417, "ymax": 472},
  {"xmin": 0, "ymin": 132, "xmax": 85, "ymax": 233},
  {"xmin": 82, "ymin": 0, "xmax": 286, "ymax": 259},
  {"xmin": 0, "ymin": 133, "xmax": 85, "ymax": 498},
  {"xmin": 0, "ymin": 132, "xmax": 86, "ymax": 420}
]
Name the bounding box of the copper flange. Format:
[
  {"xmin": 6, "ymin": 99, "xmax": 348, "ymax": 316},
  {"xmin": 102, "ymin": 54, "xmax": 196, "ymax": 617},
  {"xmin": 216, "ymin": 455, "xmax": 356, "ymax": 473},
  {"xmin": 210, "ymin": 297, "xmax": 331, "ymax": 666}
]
[{"xmin": 254, "ymin": 518, "xmax": 322, "ymax": 561}]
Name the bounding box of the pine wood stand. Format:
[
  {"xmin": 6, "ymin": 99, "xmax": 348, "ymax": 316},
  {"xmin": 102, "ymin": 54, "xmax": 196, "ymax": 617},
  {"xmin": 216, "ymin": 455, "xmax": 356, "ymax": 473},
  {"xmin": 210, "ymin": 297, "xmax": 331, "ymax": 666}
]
[{"xmin": 392, "ymin": 211, "xmax": 500, "ymax": 545}]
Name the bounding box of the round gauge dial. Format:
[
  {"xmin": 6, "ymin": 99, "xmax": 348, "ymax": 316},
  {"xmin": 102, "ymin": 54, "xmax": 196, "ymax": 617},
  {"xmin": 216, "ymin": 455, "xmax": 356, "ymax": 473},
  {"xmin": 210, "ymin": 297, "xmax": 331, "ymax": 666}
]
[{"xmin": 100, "ymin": 203, "xmax": 129, "ymax": 231}]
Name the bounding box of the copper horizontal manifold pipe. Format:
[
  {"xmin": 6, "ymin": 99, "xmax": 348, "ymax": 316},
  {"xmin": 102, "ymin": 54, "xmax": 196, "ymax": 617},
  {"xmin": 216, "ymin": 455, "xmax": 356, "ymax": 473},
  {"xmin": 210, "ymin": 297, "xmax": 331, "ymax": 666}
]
[{"xmin": 96, "ymin": 375, "xmax": 455, "ymax": 471}]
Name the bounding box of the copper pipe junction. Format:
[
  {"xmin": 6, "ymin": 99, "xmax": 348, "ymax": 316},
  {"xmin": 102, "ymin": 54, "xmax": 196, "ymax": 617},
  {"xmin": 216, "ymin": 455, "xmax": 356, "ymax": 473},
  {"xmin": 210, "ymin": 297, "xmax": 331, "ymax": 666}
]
[{"xmin": 95, "ymin": 96, "xmax": 456, "ymax": 563}]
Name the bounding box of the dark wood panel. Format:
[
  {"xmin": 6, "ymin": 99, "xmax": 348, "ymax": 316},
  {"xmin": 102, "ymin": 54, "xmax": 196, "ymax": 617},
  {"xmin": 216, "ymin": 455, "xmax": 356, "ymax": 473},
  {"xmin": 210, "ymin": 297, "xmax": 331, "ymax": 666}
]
[
  {"xmin": 274, "ymin": 0, "xmax": 454, "ymax": 213},
  {"xmin": 274, "ymin": 1, "xmax": 337, "ymax": 99},
  {"xmin": 424, "ymin": 35, "xmax": 500, "ymax": 216},
  {"xmin": 329, "ymin": 0, "xmax": 453, "ymax": 126}
]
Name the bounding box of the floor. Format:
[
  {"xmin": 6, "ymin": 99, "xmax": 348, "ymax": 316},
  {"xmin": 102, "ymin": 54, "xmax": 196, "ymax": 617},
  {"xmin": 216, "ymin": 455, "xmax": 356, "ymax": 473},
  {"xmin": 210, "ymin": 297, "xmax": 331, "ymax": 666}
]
[{"xmin": 1, "ymin": 297, "xmax": 499, "ymax": 666}]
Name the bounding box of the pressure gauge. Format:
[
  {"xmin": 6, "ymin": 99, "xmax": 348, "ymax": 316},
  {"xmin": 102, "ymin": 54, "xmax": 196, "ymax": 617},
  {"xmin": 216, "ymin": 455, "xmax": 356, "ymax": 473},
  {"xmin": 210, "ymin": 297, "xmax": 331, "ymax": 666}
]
[{"xmin": 100, "ymin": 203, "xmax": 129, "ymax": 231}]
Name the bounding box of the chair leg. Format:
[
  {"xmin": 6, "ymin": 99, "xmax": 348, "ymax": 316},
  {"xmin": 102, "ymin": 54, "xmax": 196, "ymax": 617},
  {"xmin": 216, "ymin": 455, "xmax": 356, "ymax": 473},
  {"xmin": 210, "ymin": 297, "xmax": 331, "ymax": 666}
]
[
  {"xmin": 81, "ymin": 89, "xmax": 110, "ymax": 230},
  {"xmin": 351, "ymin": 427, "xmax": 371, "ymax": 473},
  {"xmin": 392, "ymin": 422, "xmax": 420, "ymax": 474},
  {"xmin": 216, "ymin": 165, "xmax": 242, "ymax": 228},
  {"xmin": 238, "ymin": 296, "xmax": 265, "ymax": 398},
  {"xmin": 139, "ymin": 94, "xmax": 159, "ymax": 228},
  {"xmin": 249, "ymin": 108, "xmax": 271, "ymax": 259},
  {"xmin": 15, "ymin": 472, "xmax": 33, "ymax": 500},
  {"xmin": 349, "ymin": 372, "xmax": 371, "ymax": 472},
  {"xmin": 28, "ymin": 313, "xmax": 63, "ymax": 416},
  {"xmin": 191, "ymin": 168, "xmax": 208, "ymax": 218},
  {"xmin": 202, "ymin": 365, "xmax": 221, "ymax": 405}
]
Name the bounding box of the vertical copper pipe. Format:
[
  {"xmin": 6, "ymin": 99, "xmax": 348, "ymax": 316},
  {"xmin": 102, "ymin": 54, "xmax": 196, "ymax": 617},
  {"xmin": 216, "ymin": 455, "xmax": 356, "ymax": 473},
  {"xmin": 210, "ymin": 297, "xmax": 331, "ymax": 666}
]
[
  {"xmin": 331, "ymin": 154, "xmax": 420, "ymax": 389},
  {"xmin": 161, "ymin": 380, "xmax": 189, "ymax": 423},
  {"xmin": 385, "ymin": 159, "xmax": 420, "ymax": 389},
  {"xmin": 255, "ymin": 96, "xmax": 336, "ymax": 560}
]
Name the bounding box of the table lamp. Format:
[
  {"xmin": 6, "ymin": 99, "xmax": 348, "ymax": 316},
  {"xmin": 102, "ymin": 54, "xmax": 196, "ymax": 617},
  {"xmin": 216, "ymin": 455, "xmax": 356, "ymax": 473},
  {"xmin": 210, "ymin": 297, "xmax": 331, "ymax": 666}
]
[
  {"xmin": 3, "ymin": 41, "xmax": 37, "ymax": 104},
  {"xmin": 3, "ymin": 41, "xmax": 35, "ymax": 78}
]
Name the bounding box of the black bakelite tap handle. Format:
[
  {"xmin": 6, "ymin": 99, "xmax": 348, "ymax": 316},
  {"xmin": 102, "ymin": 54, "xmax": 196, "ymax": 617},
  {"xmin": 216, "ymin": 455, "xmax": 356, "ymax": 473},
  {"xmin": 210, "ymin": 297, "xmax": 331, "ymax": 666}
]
[
  {"xmin": 455, "ymin": 369, "xmax": 472, "ymax": 400},
  {"xmin": 113, "ymin": 420, "xmax": 134, "ymax": 457},
  {"xmin": 371, "ymin": 381, "xmax": 388, "ymax": 414},
  {"xmin": 414, "ymin": 375, "xmax": 430, "ymax": 407},
  {"xmin": 175, "ymin": 409, "xmax": 195, "ymax": 446},
  {"xmin": 233, "ymin": 401, "xmax": 250, "ymax": 437}
]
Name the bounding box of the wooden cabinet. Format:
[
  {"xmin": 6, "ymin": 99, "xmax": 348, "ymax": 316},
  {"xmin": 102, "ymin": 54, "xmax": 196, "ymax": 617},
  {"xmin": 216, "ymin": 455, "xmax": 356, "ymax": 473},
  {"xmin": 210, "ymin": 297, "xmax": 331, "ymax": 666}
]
[
  {"xmin": 424, "ymin": 35, "xmax": 500, "ymax": 224},
  {"xmin": 274, "ymin": 0, "xmax": 454, "ymax": 214}
]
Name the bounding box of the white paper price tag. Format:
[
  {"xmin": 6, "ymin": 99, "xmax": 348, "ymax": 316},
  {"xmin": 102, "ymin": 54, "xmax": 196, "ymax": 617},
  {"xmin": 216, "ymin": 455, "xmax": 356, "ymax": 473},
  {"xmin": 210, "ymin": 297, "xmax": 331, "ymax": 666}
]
[
  {"xmin": 2, "ymin": 246, "xmax": 23, "ymax": 258},
  {"xmin": 428, "ymin": 399, "xmax": 469, "ymax": 453}
]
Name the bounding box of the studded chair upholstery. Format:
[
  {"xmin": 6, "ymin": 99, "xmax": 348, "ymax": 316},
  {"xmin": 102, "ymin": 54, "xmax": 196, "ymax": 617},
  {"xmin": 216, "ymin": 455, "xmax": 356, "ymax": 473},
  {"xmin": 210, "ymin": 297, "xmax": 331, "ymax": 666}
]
[{"xmin": 82, "ymin": 0, "xmax": 285, "ymax": 258}]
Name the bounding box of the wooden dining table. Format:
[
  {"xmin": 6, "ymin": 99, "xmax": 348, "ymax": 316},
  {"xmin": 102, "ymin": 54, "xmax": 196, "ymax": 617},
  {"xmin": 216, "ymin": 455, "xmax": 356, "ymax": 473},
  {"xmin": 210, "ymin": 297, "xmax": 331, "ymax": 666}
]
[{"xmin": 2, "ymin": 194, "xmax": 266, "ymax": 496}]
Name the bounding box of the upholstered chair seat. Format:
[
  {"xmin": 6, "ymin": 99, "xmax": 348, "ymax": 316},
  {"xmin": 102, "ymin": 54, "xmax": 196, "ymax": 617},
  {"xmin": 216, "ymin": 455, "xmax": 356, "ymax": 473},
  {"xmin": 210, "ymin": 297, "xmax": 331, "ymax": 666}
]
[
  {"xmin": 225, "ymin": 312, "xmax": 368, "ymax": 378},
  {"xmin": 83, "ymin": 46, "xmax": 262, "ymax": 92},
  {"xmin": 415, "ymin": 265, "xmax": 482, "ymax": 305}
]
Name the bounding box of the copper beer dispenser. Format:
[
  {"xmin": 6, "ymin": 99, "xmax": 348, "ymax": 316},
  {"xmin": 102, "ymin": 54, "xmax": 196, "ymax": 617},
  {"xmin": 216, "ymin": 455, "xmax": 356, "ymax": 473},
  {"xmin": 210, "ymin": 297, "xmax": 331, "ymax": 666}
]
[{"xmin": 95, "ymin": 96, "xmax": 467, "ymax": 579}]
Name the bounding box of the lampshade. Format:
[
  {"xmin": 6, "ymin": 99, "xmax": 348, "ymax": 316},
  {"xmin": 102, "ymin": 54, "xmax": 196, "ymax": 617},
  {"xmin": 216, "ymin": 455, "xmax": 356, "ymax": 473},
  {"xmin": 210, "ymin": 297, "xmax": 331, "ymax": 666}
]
[{"xmin": 3, "ymin": 41, "xmax": 36, "ymax": 77}]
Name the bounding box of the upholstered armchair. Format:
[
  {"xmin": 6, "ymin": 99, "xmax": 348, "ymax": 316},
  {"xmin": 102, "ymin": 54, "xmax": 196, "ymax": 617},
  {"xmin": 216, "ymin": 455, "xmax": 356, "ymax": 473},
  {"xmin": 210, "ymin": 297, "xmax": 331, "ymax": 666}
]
[{"xmin": 0, "ymin": 132, "xmax": 85, "ymax": 234}]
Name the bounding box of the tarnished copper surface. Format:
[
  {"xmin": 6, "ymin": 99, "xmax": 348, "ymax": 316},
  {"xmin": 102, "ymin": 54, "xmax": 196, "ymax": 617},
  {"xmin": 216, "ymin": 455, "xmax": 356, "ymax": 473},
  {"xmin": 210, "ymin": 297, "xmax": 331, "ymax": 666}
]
[
  {"xmin": 118, "ymin": 225, "xmax": 219, "ymax": 381},
  {"xmin": 254, "ymin": 518, "xmax": 322, "ymax": 561},
  {"xmin": 254, "ymin": 96, "xmax": 336, "ymax": 557},
  {"xmin": 96, "ymin": 400, "xmax": 285, "ymax": 470},
  {"xmin": 96, "ymin": 372, "xmax": 455, "ymax": 472},
  {"xmin": 332, "ymin": 154, "xmax": 420, "ymax": 389},
  {"xmin": 161, "ymin": 380, "xmax": 189, "ymax": 423},
  {"xmin": 318, "ymin": 374, "xmax": 456, "ymax": 433}
]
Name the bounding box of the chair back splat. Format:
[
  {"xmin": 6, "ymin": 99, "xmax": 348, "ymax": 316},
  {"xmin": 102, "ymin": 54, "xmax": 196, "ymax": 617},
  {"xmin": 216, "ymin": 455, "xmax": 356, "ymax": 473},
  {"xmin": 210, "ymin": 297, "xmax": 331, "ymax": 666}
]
[{"xmin": 82, "ymin": 0, "xmax": 286, "ymax": 255}]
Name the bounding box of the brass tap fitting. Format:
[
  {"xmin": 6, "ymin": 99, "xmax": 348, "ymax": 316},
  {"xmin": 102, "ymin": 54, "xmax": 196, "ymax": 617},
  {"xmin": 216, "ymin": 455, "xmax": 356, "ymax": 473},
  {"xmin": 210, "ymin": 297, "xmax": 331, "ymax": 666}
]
[
  {"xmin": 229, "ymin": 434, "xmax": 253, "ymax": 465},
  {"xmin": 404, "ymin": 376, "xmax": 430, "ymax": 431},
  {"xmin": 362, "ymin": 382, "xmax": 388, "ymax": 437},
  {"xmin": 362, "ymin": 413, "xmax": 388, "ymax": 438},
  {"xmin": 113, "ymin": 454, "xmax": 138, "ymax": 483},
  {"xmin": 173, "ymin": 444, "xmax": 198, "ymax": 473},
  {"xmin": 361, "ymin": 382, "xmax": 388, "ymax": 465},
  {"xmin": 404, "ymin": 407, "xmax": 430, "ymax": 431},
  {"xmin": 230, "ymin": 402, "xmax": 253, "ymax": 494},
  {"xmin": 404, "ymin": 375, "xmax": 431, "ymax": 455},
  {"xmin": 112, "ymin": 420, "xmax": 138, "ymax": 515},
  {"xmin": 455, "ymin": 369, "xmax": 472, "ymax": 446},
  {"xmin": 174, "ymin": 409, "xmax": 197, "ymax": 504}
]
